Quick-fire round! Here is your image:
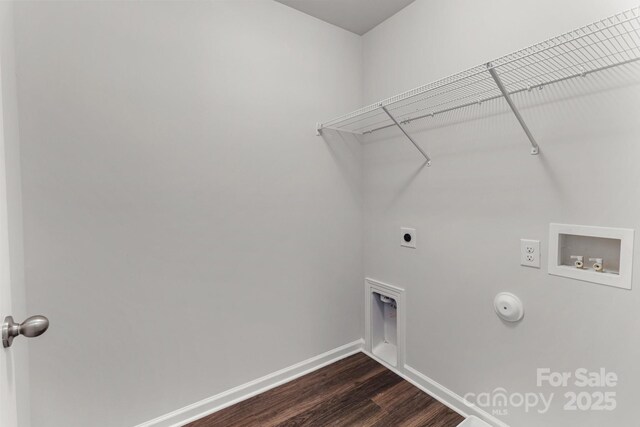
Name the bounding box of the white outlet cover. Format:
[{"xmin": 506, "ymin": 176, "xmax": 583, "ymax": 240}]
[
  {"xmin": 521, "ymin": 239, "xmax": 540, "ymax": 268},
  {"xmin": 401, "ymin": 227, "xmax": 416, "ymax": 248},
  {"xmin": 494, "ymin": 292, "xmax": 524, "ymax": 322}
]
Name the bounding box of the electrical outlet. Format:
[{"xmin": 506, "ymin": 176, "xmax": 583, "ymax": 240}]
[
  {"xmin": 521, "ymin": 239, "xmax": 540, "ymax": 268},
  {"xmin": 401, "ymin": 227, "xmax": 416, "ymax": 249}
]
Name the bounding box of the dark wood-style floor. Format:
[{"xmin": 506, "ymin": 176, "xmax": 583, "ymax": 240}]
[{"xmin": 186, "ymin": 352, "xmax": 465, "ymax": 427}]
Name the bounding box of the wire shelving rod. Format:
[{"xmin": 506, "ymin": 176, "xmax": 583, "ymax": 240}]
[{"xmin": 316, "ymin": 6, "xmax": 640, "ymax": 164}]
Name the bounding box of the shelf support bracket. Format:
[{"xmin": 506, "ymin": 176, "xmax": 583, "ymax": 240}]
[
  {"xmin": 487, "ymin": 64, "xmax": 540, "ymax": 155},
  {"xmin": 381, "ymin": 105, "xmax": 432, "ymax": 166}
]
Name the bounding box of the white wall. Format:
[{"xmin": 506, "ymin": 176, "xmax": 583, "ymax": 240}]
[
  {"xmin": 0, "ymin": 1, "xmax": 30, "ymax": 426},
  {"xmin": 12, "ymin": 1, "xmax": 640, "ymax": 426},
  {"xmin": 362, "ymin": 1, "xmax": 640, "ymax": 426},
  {"xmin": 12, "ymin": 1, "xmax": 363, "ymax": 426}
]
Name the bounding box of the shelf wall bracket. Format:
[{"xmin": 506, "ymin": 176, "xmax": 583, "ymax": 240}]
[
  {"xmin": 381, "ymin": 105, "xmax": 432, "ymax": 166},
  {"xmin": 487, "ymin": 63, "xmax": 540, "ymax": 155}
]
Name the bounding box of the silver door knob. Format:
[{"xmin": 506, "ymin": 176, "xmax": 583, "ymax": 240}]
[{"xmin": 2, "ymin": 315, "xmax": 49, "ymax": 348}]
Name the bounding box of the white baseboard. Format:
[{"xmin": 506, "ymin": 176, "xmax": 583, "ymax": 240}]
[
  {"xmin": 134, "ymin": 339, "xmax": 364, "ymax": 427},
  {"xmin": 363, "ymin": 350, "xmax": 508, "ymax": 427},
  {"xmin": 403, "ymin": 364, "xmax": 510, "ymax": 427},
  {"xmin": 136, "ymin": 340, "xmax": 507, "ymax": 427}
]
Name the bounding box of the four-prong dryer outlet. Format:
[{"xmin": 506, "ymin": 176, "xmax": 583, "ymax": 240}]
[{"xmin": 401, "ymin": 227, "xmax": 416, "ymax": 248}]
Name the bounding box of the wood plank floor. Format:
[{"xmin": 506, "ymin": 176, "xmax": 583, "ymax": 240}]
[{"xmin": 186, "ymin": 352, "xmax": 465, "ymax": 427}]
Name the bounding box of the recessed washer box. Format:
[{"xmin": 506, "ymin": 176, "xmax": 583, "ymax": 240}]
[
  {"xmin": 548, "ymin": 223, "xmax": 634, "ymax": 290},
  {"xmin": 365, "ymin": 278, "xmax": 405, "ymax": 368}
]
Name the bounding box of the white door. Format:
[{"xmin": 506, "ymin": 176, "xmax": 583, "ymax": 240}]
[
  {"xmin": 1, "ymin": 3, "xmax": 46, "ymax": 426},
  {"xmin": 0, "ymin": 21, "xmax": 20, "ymax": 422},
  {"xmin": 0, "ymin": 143, "xmax": 19, "ymax": 426}
]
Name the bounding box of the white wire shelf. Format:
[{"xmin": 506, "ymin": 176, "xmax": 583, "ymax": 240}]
[{"xmin": 317, "ymin": 7, "xmax": 640, "ymax": 164}]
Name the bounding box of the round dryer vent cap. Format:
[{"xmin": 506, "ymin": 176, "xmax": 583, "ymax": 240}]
[{"xmin": 493, "ymin": 292, "xmax": 524, "ymax": 322}]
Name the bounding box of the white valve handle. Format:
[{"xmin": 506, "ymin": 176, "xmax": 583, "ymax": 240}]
[
  {"xmin": 570, "ymin": 255, "xmax": 584, "ymax": 268},
  {"xmin": 589, "ymin": 258, "xmax": 604, "ymax": 272}
]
